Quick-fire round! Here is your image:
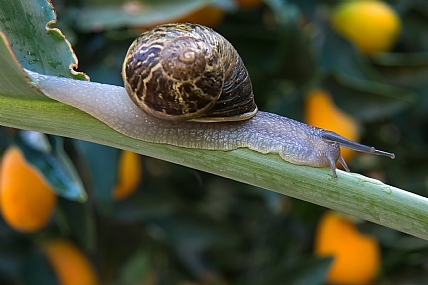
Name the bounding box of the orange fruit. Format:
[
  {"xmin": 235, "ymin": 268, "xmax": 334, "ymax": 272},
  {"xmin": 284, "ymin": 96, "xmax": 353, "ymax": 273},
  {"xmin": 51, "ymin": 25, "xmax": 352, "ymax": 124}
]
[
  {"xmin": 235, "ymin": 0, "xmax": 263, "ymax": 9},
  {"xmin": 0, "ymin": 146, "xmax": 56, "ymax": 233},
  {"xmin": 43, "ymin": 239, "xmax": 98, "ymax": 285},
  {"xmin": 305, "ymin": 89, "xmax": 359, "ymax": 163},
  {"xmin": 174, "ymin": 6, "xmax": 225, "ymax": 28},
  {"xmin": 331, "ymin": 1, "xmax": 401, "ymax": 54},
  {"xmin": 314, "ymin": 211, "xmax": 380, "ymax": 285},
  {"xmin": 135, "ymin": 6, "xmax": 225, "ymax": 34},
  {"xmin": 112, "ymin": 150, "xmax": 142, "ymax": 200}
]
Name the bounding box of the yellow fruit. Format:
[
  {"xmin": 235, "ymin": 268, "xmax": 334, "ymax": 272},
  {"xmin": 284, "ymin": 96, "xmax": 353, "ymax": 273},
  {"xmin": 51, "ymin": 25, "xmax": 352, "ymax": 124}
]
[
  {"xmin": 43, "ymin": 239, "xmax": 98, "ymax": 285},
  {"xmin": 305, "ymin": 89, "xmax": 359, "ymax": 163},
  {"xmin": 314, "ymin": 211, "xmax": 380, "ymax": 285},
  {"xmin": 0, "ymin": 146, "xmax": 56, "ymax": 233},
  {"xmin": 112, "ymin": 150, "xmax": 142, "ymax": 200},
  {"xmin": 331, "ymin": 1, "xmax": 401, "ymax": 54}
]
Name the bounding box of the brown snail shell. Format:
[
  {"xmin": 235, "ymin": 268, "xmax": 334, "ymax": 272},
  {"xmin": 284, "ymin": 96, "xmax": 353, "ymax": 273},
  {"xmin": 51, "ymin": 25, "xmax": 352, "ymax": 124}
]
[{"xmin": 122, "ymin": 23, "xmax": 257, "ymax": 122}]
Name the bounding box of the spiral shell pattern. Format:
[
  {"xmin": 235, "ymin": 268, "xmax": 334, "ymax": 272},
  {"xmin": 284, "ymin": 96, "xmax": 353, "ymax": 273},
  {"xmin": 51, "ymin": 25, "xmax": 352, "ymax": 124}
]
[{"xmin": 122, "ymin": 23, "xmax": 257, "ymax": 121}]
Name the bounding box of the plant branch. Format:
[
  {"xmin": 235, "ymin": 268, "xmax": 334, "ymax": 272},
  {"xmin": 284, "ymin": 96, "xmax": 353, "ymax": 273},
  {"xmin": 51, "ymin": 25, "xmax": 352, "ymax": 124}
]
[{"xmin": 1, "ymin": 93, "xmax": 427, "ymax": 240}]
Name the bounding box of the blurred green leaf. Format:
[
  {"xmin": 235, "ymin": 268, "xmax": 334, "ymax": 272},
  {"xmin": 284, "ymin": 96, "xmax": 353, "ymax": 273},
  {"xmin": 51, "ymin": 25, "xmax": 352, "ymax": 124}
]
[
  {"xmin": 21, "ymin": 249, "xmax": 58, "ymax": 285},
  {"xmin": 73, "ymin": 0, "xmax": 234, "ymax": 32},
  {"xmin": 74, "ymin": 140, "xmax": 119, "ymax": 211},
  {"xmin": 56, "ymin": 198, "xmax": 97, "ymax": 253},
  {"xmin": 268, "ymin": 1, "xmax": 316, "ymax": 86},
  {"xmin": 398, "ymin": 2, "xmax": 428, "ymax": 52},
  {"xmin": 0, "ymin": 237, "xmax": 32, "ymax": 282},
  {"xmin": 159, "ymin": 215, "xmax": 240, "ymax": 245},
  {"xmin": 285, "ymin": 0, "xmax": 318, "ymax": 20},
  {"xmin": 15, "ymin": 134, "xmax": 87, "ymax": 202},
  {"xmin": 323, "ymin": 73, "xmax": 414, "ymax": 121},
  {"xmin": 371, "ymin": 52, "xmax": 428, "ymax": 87},
  {"xmin": 0, "ymin": 0, "xmax": 86, "ymax": 79},
  {"xmin": 385, "ymin": 235, "xmax": 428, "ymax": 251},
  {"xmin": 319, "ymin": 24, "xmax": 381, "ymax": 81},
  {"xmin": 112, "ymin": 192, "xmax": 176, "ymax": 222},
  {"xmin": 263, "ymin": 80, "xmax": 304, "ymax": 121},
  {"xmin": 119, "ymin": 248, "xmax": 153, "ymax": 285},
  {"xmin": 260, "ymin": 256, "xmax": 332, "ymax": 285},
  {"xmin": 161, "ymin": 216, "xmax": 240, "ymax": 277},
  {"xmin": 19, "ymin": 131, "xmax": 52, "ymax": 153}
]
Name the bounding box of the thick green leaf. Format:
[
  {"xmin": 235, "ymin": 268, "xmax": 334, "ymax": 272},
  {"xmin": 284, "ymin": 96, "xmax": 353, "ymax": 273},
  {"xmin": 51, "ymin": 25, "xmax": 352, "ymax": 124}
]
[
  {"xmin": 0, "ymin": 0, "xmax": 86, "ymax": 79},
  {"xmin": 0, "ymin": 34, "xmax": 42, "ymax": 99},
  {"xmin": 0, "ymin": 0, "xmax": 89, "ymax": 203}
]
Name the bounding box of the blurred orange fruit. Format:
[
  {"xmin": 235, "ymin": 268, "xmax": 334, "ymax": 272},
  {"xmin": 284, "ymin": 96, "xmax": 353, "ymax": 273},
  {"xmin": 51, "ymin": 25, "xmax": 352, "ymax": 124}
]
[
  {"xmin": 176, "ymin": 6, "xmax": 225, "ymax": 28},
  {"xmin": 331, "ymin": 1, "xmax": 401, "ymax": 54},
  {"xmin": 314, "ymin": 211, "xmax": 380, "ymax": 285},
  {"xmin": 305, "ymin": 89, "xmax": 359, "ymax": 164},
  {"xmin": 0, "ymin": 146, "xmax": 56, "ymax": 233},
  {"xmin": 135, "ymin": 5, "xmax": 225, "ymax": 30},
  {"xmin": 112, "ymin": 150, "xmax": 142, "ymax": 200},
  {"xmin": 235, "ymin": 0, "xmax": 263, "ymax": 9},
  {"xmin": 43, "ymin": 239, "xmax": 98, "ymax": 285}
]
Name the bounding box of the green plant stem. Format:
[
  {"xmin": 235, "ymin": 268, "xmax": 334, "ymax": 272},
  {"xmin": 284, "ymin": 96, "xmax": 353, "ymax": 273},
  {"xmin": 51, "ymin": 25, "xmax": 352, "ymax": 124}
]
[{"xmin": 1, "ymin": 95, "xmax": 428, "ymax": 240}]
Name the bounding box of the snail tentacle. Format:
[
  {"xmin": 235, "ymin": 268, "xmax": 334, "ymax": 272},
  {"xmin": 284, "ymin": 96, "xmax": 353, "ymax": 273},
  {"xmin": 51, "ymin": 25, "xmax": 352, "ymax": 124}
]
[{"xmin": 321, "ymin": 131, "xmax": 395, "ymax": 159}]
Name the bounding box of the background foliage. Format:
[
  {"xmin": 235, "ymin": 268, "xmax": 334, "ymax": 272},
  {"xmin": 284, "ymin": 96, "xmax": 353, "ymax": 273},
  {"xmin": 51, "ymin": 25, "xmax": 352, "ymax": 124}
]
[{"xmin": 1, "ymin": 0, "xmax": 428, "ymax": 284}]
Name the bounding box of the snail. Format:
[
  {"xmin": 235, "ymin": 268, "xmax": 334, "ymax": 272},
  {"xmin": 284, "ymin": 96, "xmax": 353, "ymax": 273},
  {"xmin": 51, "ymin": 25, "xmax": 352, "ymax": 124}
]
[{"xmin": 26, "ymin": 23, "xmax": 394, "ymax": 178}]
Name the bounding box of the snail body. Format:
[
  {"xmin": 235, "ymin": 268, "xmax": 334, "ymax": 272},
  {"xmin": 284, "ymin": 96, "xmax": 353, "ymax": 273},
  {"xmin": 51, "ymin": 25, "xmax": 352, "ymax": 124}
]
[{"xmin": 26, "ymin": 23, "xmax": 394, "ymax": 178}]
